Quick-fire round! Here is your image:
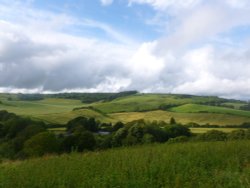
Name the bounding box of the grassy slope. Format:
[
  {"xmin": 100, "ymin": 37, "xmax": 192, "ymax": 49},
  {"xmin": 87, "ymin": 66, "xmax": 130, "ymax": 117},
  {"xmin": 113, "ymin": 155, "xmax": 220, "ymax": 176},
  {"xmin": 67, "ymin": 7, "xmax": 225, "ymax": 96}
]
[
  {"xmin": 0, "ymin": 98, "xmax": 83, "ymax": 115},
  {"xmin": 222, "ymin": 102, "xmax": 246, "ymax": 109},
  {"xmin": 1, "ymin": 94, "xmax": 250, "ymax": 125},
  {"xmin": 1, "ymin": 141, "xmax": 250, "ymax": 188},
  {"xmin": 0, "ymin": 98, "xmax": 113, "ymax": 124},
  {"xmin": 35, "ymin": 109, "xmax": 114, "ymax": 124},
  {"xmin": 90, "ymin": 94, "xmax": 227, "ymax": 113},
  {"xmin": 171, "ymin": 104, "xmax": 250, "ymax": 117}
]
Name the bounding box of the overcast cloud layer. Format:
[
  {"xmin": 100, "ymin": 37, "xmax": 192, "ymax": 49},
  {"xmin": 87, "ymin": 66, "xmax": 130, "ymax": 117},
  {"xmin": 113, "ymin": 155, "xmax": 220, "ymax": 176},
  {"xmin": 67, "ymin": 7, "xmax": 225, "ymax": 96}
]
[{"xmin": 0, "ymin": 0, "xmax": 250, "ymax": 99}]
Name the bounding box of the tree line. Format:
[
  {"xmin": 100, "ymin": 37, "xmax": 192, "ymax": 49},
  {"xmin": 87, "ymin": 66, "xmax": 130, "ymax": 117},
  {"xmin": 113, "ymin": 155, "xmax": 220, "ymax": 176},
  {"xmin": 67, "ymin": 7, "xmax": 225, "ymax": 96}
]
[
  {"xmin": 0, "ymin": 110, "xmax": 250, "ymax": 160},
  {"xmin": 0, "ymin": 110, "xmax": 190, "ymax": 159}
]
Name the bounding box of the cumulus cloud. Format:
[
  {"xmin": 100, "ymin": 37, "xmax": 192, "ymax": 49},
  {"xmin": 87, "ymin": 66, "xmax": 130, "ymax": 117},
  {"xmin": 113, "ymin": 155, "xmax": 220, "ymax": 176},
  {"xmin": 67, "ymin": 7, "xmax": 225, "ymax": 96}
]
[
  {"xmin": 0, "ymin": 3, "xmax": 135, "ymax": 92},
  {"xmin": 0, "ymin": 25, "xmax": 133, "ymax": 91},
  {"xmin": 125, "ymin": 0, "xmax": 250, "ymax": 99},
  {"xmin": 1, "ymin": 0, "xmax": 250, "ymax": 99}
]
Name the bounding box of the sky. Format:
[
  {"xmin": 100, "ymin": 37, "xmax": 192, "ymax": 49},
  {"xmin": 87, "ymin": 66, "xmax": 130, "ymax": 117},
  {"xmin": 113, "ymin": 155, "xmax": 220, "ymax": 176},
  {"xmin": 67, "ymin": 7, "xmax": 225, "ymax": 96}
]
[{"xmin": 0, "ymin": 0, "xmax": 250, "ymax": 99}]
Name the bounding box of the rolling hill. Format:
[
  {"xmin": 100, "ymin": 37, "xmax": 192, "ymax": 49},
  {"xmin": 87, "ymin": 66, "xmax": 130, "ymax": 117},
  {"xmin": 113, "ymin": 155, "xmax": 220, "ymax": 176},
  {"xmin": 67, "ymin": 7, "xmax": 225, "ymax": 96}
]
[{"xmin": 0, "ymin": 93, "xmax": 249, "ymax": 126}]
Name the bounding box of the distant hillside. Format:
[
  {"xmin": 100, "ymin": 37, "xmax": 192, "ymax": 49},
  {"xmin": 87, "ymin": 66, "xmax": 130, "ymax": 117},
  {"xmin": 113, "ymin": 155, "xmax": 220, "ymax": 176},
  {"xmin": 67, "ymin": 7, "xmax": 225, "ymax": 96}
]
[{"xmin": 0, "ymin": 92, "xmax": 249, "ymax": 125}]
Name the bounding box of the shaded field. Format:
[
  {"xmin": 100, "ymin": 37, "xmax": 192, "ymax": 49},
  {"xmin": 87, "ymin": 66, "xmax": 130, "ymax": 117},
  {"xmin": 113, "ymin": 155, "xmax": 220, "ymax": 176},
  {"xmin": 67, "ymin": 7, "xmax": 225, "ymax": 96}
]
[
  {"xmin": 1, "ymin": 141, "xmax": 250, "ymax": 187},
  {"xmin": 190, "ymin": 127, "xmax": 245, "ymax": 134}
]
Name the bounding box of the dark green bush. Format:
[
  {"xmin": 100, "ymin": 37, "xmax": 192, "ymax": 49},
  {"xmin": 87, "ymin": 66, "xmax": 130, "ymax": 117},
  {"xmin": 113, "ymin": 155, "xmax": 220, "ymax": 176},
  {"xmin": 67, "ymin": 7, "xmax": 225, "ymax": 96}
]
[
  {"xmin": 228, "ymin": 129, "xmax": 246, "ymax": 140},
  {"xmin": 23, "ymin": 132, "xmax": 59, "ymax": 157},
  {"xmin": 197, "ymin": 130, "xmax": 227, "ymax": 141}
]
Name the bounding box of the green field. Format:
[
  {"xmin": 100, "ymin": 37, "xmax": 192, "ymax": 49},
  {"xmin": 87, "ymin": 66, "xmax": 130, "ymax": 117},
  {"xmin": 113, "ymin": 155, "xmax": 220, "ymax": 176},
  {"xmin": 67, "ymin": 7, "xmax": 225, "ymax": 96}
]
[
  {"xmin": 170, "ymin": 104, "xmax": 250, "ymax": 117},
  {"xmin": 110, "ymin": 110, "xmax": 250, "ymax": 126},
  {"xmin": 0, "ymin": 97, "xmax": 113, "ymax": 124},
  {"xmin": 89, "ymin": 94, "xmax": 229, "ymax": 113},
  {"xmin": 1, "ymin": 141, "xmax": 250, "ymax": 187},
  {"xmin": 1, "ymin": 93, "xmax": 250, "ymax": 126}
]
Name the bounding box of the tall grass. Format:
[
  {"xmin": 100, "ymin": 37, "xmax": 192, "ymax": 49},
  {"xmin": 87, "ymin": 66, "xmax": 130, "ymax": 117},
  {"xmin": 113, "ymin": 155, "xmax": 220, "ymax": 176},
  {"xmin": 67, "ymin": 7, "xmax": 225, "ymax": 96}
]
[{"xmin": 1, "ymin": 141, "xmax": 250, "ymax": 188}]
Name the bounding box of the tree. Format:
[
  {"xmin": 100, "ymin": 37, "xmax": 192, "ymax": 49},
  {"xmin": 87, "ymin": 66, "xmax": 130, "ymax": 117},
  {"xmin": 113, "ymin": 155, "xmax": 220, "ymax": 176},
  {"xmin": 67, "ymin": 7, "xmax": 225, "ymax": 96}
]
[
  {"xmin": 76, "ymin": 131, "xmax": 96, "ymax": 151},
  {"xmin": 23, "ymin": 132, "xmax": 59, "ymax": 157},
  {"xmin": 67, "ymin": 117, "xmax": 99, "ymax": 133},
  {"xmin": 112, "ymin": 121, "xmax": 124, "ymax": 132},
  {"xmin": 165, "ymin": 124, "xmax": 191, "ymax": 138},
  {"xmin": 170, "ymin": 117, "xmax": 176, "ymax": 125},
  {"xmin": 112, "ymin": 127, "xmax": 128, "ymax": 147},
  {"xmin": 0, "ymin": 123, "xmax": 4, "ymax": 138},
  {"xmin": 61, "ymin": 135, "xmax": 78, "ymax": 152},
  {"xmin": 61, "ymin": 131, "xmax": 96, "ymax": 152}
]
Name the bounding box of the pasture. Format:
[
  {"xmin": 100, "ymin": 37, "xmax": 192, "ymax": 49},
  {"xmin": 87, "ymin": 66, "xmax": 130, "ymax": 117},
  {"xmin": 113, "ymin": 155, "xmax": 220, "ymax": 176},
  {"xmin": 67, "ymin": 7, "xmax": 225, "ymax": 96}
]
[{"xmin": 170, "ymin": 104, "xmax": 250, "ymax": 117}]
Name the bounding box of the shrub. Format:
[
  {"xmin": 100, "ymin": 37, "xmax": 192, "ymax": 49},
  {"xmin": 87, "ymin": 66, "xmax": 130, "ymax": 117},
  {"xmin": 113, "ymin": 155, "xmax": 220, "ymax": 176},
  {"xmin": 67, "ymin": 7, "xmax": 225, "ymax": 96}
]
[
  {"xmin": 112, "ymin": 121, "xmax": 124, "ymax": 132},
  {"xmin": 228, "ymin": 129, "xmax": 246, "ymax": 140},
  {"xmin": 142, "ymin": 133, "xmax": 155, "ymax": 144},
  {"xmin": 197, "ymin": 130, "xmax": 227, "ymax": 141},
  {"xmin": 168, "ymin": 136, "xmax": 189, "ymax": 143}
]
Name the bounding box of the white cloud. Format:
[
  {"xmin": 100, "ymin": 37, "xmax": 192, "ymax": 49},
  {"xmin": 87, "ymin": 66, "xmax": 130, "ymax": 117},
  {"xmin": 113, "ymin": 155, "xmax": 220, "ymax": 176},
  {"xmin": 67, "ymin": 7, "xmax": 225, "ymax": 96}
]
[
  {"xmin": 100, "ymin": 0, "xmax": 113, "ymax": 6},
  {"xmin": 0, "ymin": 3, "xmax": 135, "ymax": 92},
  {"xmin": 1, "ymin": 0, "xmax": 250, "ymax": 99},
  {"xmin": 225, "ymin": 0, "xmax": 250, "ymax": 8},
  {"xmin": 128, "ymin": 0, "xmax": 201, "ymax": 10}
]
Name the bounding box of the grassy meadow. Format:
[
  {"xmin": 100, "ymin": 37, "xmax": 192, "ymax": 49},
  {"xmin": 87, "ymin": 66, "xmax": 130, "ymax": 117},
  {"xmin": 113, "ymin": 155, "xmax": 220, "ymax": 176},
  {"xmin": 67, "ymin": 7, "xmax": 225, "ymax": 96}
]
[{"xmin": 1, "ymin": 141, "xmax": 250, "ymax": 188}]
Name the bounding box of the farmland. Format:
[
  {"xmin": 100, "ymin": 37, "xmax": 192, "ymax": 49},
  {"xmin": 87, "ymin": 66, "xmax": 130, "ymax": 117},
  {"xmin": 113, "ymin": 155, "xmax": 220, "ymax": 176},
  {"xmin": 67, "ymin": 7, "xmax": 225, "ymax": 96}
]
[{"xmin": 0, "ymin": 93, "xmax": 249, "ymax": 126}]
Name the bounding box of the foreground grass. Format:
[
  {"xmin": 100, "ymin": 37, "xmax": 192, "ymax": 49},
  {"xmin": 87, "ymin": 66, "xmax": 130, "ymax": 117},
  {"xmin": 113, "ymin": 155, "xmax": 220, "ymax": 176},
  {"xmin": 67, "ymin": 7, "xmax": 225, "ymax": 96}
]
[{"xmin": 1, "ymin": 141, "xmax": 250, "ymax": 188}]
